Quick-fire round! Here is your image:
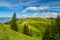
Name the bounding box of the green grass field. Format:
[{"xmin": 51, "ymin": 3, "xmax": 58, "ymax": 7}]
[{"xmin": 0, "ymin": 18, "xmax": 51, "ymax": 40}]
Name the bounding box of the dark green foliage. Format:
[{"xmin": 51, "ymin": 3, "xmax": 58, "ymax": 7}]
[
  {"xmin": 4, "ymin": 22, "xmax": 9, "ymax": 24},
  {"xmin": 29, "ymin": 29, "xmax": 32, "ymax": 36},
  {"xmin": 50, "ymin": 15, "xmax": 60, "ymax": 40},
  {"xmin": 23, "ymin": 24, "xmax": 29, "ymax": 36},
  {"xmin": 37, "ymin": 33, "xmax": 39, "ymax": 37},
  {"xmin": 42, "ymin": 26, "xmax": 50, "ymax": 40},
  {"xmin": 11, "ymin": 12, "xmax": 18, "ymax": 32},
  {"xmin": 23, "ymin": 24, "xmax": 33, "ymax": 36},
  {"xmin": 52, "ymin": 15, "xmax": 60, "ymax": 39},
  {"xmin": 49, "ymin": 20, "xmax": 59, "ymax": 40},
  {"xmin": 42, "ymin": 20, "xmax": 54, "ymax": 40},
  {"xmin": 55, "ymin": 15, "xmax": 60, "ymax": 36},
  {"xmin": 42, "ymin": 16, "xmax": 60, "ymax": 40}
]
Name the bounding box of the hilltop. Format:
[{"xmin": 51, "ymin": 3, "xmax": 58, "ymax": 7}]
[{"xmin": 0, "ymin": 17, "xmax": 51, "ymax": 40}]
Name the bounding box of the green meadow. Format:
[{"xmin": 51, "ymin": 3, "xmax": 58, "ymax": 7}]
[
  {"xmin": 0, "ymin": 17, "xmax": 50, "ymax": 40},
  {"xmin": 0, "ymin": 13, "xmax": 60, "ymax": 40}
]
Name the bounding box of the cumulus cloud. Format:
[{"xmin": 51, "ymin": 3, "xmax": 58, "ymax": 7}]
[
  {"xmin": 0, "ymin": 2, "xmax": 12, "ymax": 8},
  {"xmin": 38, "ymin": 6, "xmax": 49, "ymax": 10},
  {"xmin": 22, "ymin": 12, "xmax": 59, "ymax": 18},
  {"xmin": 22, "ymin": 5, "xmax": 60, "ymax": 13},
  {"xmin": 22, "ymin": 5, "xmax": 60, "ymax": 18},
  {"xmin": 22, "ymin": 6, "xmax": 50, "ymax": 13},
  {"xmin": 22, "ymin": 6, "xmax": 37, "ymax": 13},
  {"xmin": 0, "ymin": 2, "xmax": 21, "ymax": 9},
  {"xmin": 0, "ymin": 0, "xmax": 37, "ymax": 9},
  {"xmin": 31, "ymin": 13, "xmax": 40, "ymax": 17},
  {"xmin": 40, "ymin": 12, "xmax": 58, "ymax": 18},
  {"xmin": 51, "ymin": 6, "xmax": 60, "ymax": 9},
  {"xmin": 22, "ymin": 14, "xmax": 31, "ymax": 18},
  {"xmin": 15, "ymin": 0, "xmax": 38, "ymax": 7}
]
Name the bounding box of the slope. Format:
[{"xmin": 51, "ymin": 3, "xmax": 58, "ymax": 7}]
[
  {"xmin": 17, "ymin": 18, "xmax": 51, "ymax": 40},
  {"xmin": 1, "ymin": 17, "xmax": 51, "ymax": 40},
  {"xmin": 0, "ymin": 24, "xmax": 39, "ymax": 40}
]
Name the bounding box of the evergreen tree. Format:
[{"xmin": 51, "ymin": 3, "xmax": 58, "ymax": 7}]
[
  {"xmin": 42, "ymin": 16, "xmax": 60, "ymax": 40},
  {"xmin": 49, "ymin": 19, "xmax": 57, "ymax": 40},
  {"xmin": 42, "ymin": 26, "xmax": 50, "ymax": 40},
  {"xmin": 23, "ymin": 24, "xmax": 29, "ymax": 36},
  {"xmin": 11, "ymin": 12, "xmax": 18, "ymax": 32},
  {"xmin": 29, "ymin": 29, "xmax": 32, "ymax": 36},
  {"xmin": 42, "ymin": 20, "xmax": 54, "ymax": 40},
  {"xmin": 49, "ymin": 15, "xmax": 60, "ymax": 40},
  {"xmin": 55, "ymin": 15, "xmax": 60, "ymax": 36},
  {"xmin": 53, "ymin": 14, "xmax": 60, "ymax": 39}
]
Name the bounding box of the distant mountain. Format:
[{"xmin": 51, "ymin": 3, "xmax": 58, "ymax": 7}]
[{"xmin": 0, "ymin": 17, "xmax": 11, "ymax": 22}]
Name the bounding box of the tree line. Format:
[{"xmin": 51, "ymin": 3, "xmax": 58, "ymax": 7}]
[{"xmin": 42, "ymin": 15, "xmax": 60, "ymax": 40}]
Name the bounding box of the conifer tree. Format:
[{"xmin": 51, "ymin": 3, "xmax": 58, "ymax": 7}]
[
  {"xmin": 42, "ymin": 20, "xmax": 54, "ymax": 40},
  {"xmin": 11, "ymin": 12, "xmax": 18, "ymax": 32},
  {"xmin": 29, "ymin": 29, "xmax": 32, "ymax": 36},
  {"xmin": 23, "ymin": 24, "xmax": 29, "ymax": 36},
  {"xmin": 55, "ymin": 15, "xmax": 60, "ymax": 36},
  {"xmin": 53, "ymin": 15, "xmax": 60, "ymax": 39},
  {"xmin": 42, "ymin": 16, "xmax": 60, "ymax": 40},
  {"xmin": 42, "ymin": 26, "xmax": 50, "ymax": 40}
]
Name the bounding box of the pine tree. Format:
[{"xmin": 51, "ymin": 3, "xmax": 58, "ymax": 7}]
[
  {"xmin": 49, "ymin": 15, "xmax": 60, "ymax": 40},
  {"xmin": 42, "ymin": 26, "xmax": 50, "ymax": 40},
  {"xmin": 49, "ymin": 19, "xmax": 57, "ymax": 40},
  {"xmin": 42, "ymin": 20, "xmax": 54, "ymax": 40},
  {"xmin": 55, "ymin": 15, "xmax": 60, "ymax": 36},
  {"xmin": 42, "ymin": 15, "xmax": 60, "ymax": 40},
  {"xmin": 23, "ymin": 24, "xmax": 29, "ymax": 36},
  {"xmin": 53, "ymin": 15, "xmax": 60, "ymax": 39},
  {"xmin": 29, "ymin": 29, "xmax": 32, "ymax": 36},
  {"xmin": 11, "ymin": 12, "xmax": 18, "ymax": 32}
]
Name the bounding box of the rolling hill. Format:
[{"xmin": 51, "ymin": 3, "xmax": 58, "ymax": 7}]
[{"xmin": 0, "ymin": 17, "xmax": 51, "ymax": 40}]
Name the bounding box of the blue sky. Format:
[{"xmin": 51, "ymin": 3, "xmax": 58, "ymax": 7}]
[{"xmin": 0, "ymin": 0, "xmax": 60, "ymax": 18}]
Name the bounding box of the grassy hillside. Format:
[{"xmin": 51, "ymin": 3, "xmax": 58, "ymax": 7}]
[
  {"xmin": 0, "ymin": 24, "xmax": 39, "ymax": 40},
  {"xmin": 0, "ymin": 17, "xmax": 51, "ymax": 40}
]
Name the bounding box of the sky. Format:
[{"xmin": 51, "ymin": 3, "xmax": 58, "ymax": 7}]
[{"xmin": 0, "ymin": 0, "xmax": 60, "ymax": 18}]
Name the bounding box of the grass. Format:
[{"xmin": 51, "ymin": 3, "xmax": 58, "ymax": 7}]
[
  {"xmin": 0, "ymin": 24, "xmax": 39, "ymax": 40},
  {"xmin": 0, "ymin": 17, "xmax": 51, "ymax": 40}
]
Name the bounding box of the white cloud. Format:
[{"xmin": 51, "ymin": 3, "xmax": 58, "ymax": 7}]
[
  {"xmin": 14, "ymin": 0, "xmax": 37, "ymax": 8},
  {"xmin": 40, "ymin": 12, "xmax": 58, "ymax": 18},
  {"xmin": 51, "ymin": 6, "xmax": 60, "ymax": 9},
  {"xmin": 22, "ymin": 6, "xmax": 50, "ymax": 13},
  {"xmin": 25, "ymin": 12, "xmax": 58, "ymax": 18},
  {"xmin": 22, "ymin": 5, "xmax": 59, "ymax": 18},
  {"xmin": 0, "ymin": 2, "xmax": 12, "ymax": 8},
  {"xmin": 0, "ymin": 2, "xmax": 21, "ymax": 9},
  {"xmin": 31, "ymin": 13, "xmax": 40, "ymax": 17},
  {"xmin": 22, "ymin": 6, "xmax": 37, "ymax": 13},
  {"xmin": 38, "ymin": 6, "xmax": 49, "ymax": 10},
  {"xmin": 22, "ymin": 12, "xmax": 59, "ymax": 18},
  {"xmin": 0, "ymin": 0, "xmax": 37, "ymax": 9},
  {"xmin": 22, "ymin": 14, "xmax": 30, "ymax": 18}
]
